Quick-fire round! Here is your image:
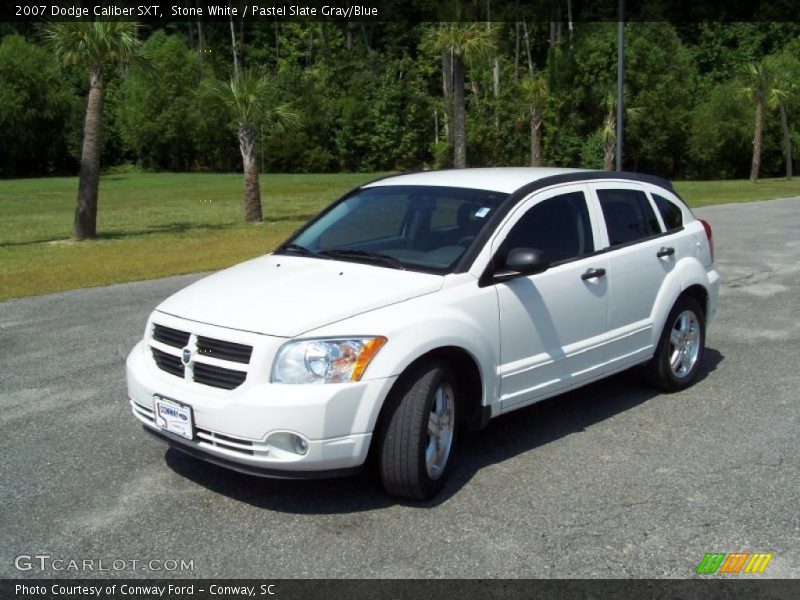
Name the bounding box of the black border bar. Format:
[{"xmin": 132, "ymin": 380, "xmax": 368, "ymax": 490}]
[
  {"xmin": 3, "ymin": 579, "xmax": 800, "ymax": 600},
  {"xmin": 3, "ymin": 0, "xmax": 800, "ymax": 23}
]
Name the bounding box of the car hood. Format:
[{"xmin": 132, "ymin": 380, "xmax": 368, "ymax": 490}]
[{"xmin": 156, "ymin": 254, "xmax": 444, "ymax": 337}]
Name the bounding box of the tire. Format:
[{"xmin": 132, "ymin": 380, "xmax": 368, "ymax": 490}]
[
  {"xmin": 378, "ymin": 359, "xmax": 457, "ymax": 500},
  {"xmin": 644, "ymin": 295, "xmax": 706, "ymax": 391}
]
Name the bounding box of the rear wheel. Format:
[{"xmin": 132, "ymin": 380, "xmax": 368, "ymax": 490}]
[
  {"xmin": 378, "ymin": 359, "xmax": 457, "ymax": 500},
  {"xmin": 644, "ymin": 296, "xmax": 706, "ymax": 391}
]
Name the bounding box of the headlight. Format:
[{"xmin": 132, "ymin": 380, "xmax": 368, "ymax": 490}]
[{"xmin": 271, "ymin": 337, "xmax": 387, "ymax": 384}]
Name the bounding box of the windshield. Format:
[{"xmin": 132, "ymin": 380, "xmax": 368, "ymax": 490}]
[{"xmin": 277, "ymin": 185, "xmax": 508, "ymax": 273}]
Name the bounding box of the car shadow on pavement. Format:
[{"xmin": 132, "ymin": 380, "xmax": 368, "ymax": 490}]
[{"xmin": 164, "ymin": 348, "xmax": 723, "ymax": 513}]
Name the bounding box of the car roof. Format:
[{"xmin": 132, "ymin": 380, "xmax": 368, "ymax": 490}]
[
  {"xmin": 363, "ymin": 167, "xmax": 589, "ymax": 194},
  {"xmin": 362, "ymin": 167, "xmax": 676, "ymax": 196}
]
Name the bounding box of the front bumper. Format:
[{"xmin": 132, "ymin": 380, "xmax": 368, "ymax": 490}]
[{"xmin": 127, "ymin": 339, "xmax": 397, "ymax": 475}]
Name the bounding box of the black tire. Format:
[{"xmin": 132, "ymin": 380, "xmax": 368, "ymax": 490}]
[
  {"xmin": 378, "ymin": 359, "xmax": 457, "ymax": 500},
  {"xmin": 644, "ymin": 295, "xmax": 706, "ymax": 391}
]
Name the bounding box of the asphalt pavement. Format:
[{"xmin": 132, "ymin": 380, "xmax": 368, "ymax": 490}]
[{"xmin": 1, "ymin": 197, "xmax": 798, "ymax": 578}]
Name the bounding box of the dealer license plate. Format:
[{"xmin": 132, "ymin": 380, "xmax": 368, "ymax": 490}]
[{"xmin": 153, "ymin": 396, "xmax": 194, "ymax": 440}]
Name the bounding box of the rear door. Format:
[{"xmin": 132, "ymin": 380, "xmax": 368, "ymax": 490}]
[{"xmin": 589, "ymin": 182, "xmax": 673, "ymax": 366}]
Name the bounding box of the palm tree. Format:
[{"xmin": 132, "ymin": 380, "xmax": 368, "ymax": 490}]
[
  {"xmin": 739, "ymin": 62, "xmax": 771, "ymax": 182},
  {"xmin": 46, "ymin": 22, "xmax": 145, "ymax": 240},
  {"xmin": 518, "ymin": 74, "xmax": 549, "ymax": 166},
  {"xmin": 599, "ymin": 88, "xmax": 641, "ymax": 171},
  {"xmin": 422, "ymin": 23, "xmax": 496, "ymax": 168},
  {"xmin": 203, "ymin": 68, "xmax": 300, "ymax": 222},
  {"xmin": 764, "ymin": 53, "xmax": 798, "ymax": 181}
]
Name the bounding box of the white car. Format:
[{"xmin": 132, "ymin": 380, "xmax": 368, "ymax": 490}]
[{"xmin": 127, "ymin": 168, "xmax": 719, "ymax": 500}]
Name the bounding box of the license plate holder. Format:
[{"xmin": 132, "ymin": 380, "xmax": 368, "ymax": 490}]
[{"xmin": 153, "ymin": 395, "xmax": 194, "ymax": 440}]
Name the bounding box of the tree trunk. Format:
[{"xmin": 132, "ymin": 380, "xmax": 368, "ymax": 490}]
[
  {"xmin": 487, "ymin": 0, "xmax": 499, "ymax": 129},
  {"xmin": 567, "ymin": 0, "xmax": 574, "ymax": 42},
  {"xmin": 442, "ymin": 51, "xmax": 453, "ymax": 145},
  {"xmin": 238, "ymin": 124, "xmax": 263, "ymax": 222},
  {"xmin": 522, "ymin": 18, "xmax": 534, "ymax": 75},
  {"xmin": 603, "ymin": 112, "xmax": 615, "ymax": 171},
  {"xmin": 361, "ymin": 23, "xmax": 371, "ymax": 51},
  {"xmin": 196, "ymin": 6, "xmax": 205, "ymax": 75},
  {"xmin": 452, "ymin": 53, "xmax": 467, "ymax": 169},
  {"xmin": 229, "ymin": 13, "xmax": 239, "ymax": 78},
  {"xmin": 750, "ymin": 89, "xmax": 763, "ymax": 182},
  {"xmin": 603, "ymin": 143, "xmax": 614, "ymax": 171},
  {"xmin": 530, "ymin": 111, "xmax": 542, "ymax": 167},
  {"xmin": 239, "ymin": 19, "xmax": 245, "ymax": 68},
  {"xmin": 196, "ymin": 2, "xmax": 205, "ymax": 59},
  {"xmin": 514, "ymin": 0, "xmax": 520, "ymax": 81},
  {"xmin": 549, "ymin": 0, "xmax": 562, "ymax": 47},
  {"xmin": 73, "ymin": 65, "xmax": 104, "ymax": 240},
  {"xmin": 274, "ymin": 20, "xmax": 280, "ymax": 63},
  {"xmin": 778, "ymin": 100, "xmax": 793, "ymax": 181}
]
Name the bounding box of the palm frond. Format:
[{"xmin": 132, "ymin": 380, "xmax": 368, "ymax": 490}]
[
  {"xmin": 421, "ymin": 22, "xmax": 497, "ymax": 66},
  {"xmin": 200, "ymin": 68, "xmax": 301, "ymax": 132},
  {"xmin": 45, "ymin": 21, "xmax": 144, "ymax": 69}
]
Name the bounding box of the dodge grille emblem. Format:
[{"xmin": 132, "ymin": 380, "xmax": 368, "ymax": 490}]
[{"xmin": 181, "ymin": 347, "xmax": 192, "ymax": 365}]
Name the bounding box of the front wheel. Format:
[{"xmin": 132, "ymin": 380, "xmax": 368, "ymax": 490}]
[
  {"xmin": 378, "ymin": 359, "xmax": 457, "ymax": 500},
  {"xmin": 644, "ymin": 296, "xmax": 706, "ymax": 391}
]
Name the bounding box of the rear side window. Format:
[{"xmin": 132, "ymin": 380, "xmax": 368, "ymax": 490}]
[
  {"xmin": 500, "ymin": 191, "xmax": 594, "ymax": 264},
  {"xmin": 652, "ymin": 193, "xmax": 683, "ymax": 231},
  {"xmin": 598, "ymin": 189, "xmax": 661, "ymax": 246}
]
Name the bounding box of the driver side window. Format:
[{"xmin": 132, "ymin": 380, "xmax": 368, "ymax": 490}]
[{"xmin": 499, "ymin": 191, "xmax": 594, "ymax": 264}]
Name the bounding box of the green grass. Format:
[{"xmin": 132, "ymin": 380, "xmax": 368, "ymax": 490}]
[
  {"xmin": 0, "ymin": 172, "xmax": 384, "ymax": 301},
  {"xmin": 1, "ymin": 172, "xmax": 798, "ymax": 301},
  {"xmin": 673, "ymin": 178, "xmax": 800, "ymax": 207}
]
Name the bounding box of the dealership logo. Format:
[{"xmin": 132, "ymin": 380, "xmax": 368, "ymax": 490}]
[
  {"xmin": 158, "ymin": 405, "xmax": 188, "ymax": 422},
  {"xmin": 696, "ymin": 552, "xmax": 773, "ymax": 574},
  {"xmin": 181, "ymin": 347, "xmax": 192, "ymax": 365}
]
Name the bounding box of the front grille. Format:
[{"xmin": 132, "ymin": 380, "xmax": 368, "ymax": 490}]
[
  {"xmin": 152, "ymin": 347, "xmax": 184, "ymax": 377},
  {"xmin": 197, "ymin": 336, "xmax": 252, "ymax": 364},
  {"xmin": 150, "ymin": 322, "xmax": 252, "ymax": 391},
  {"xmin": 153, "ymin": 324, "xmax": 190, "ymax": 348},
  {"xmin": 193, "ymin": 362, "xmax": 247, "ymax": 390}
]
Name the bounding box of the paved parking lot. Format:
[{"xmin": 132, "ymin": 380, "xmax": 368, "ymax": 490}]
[{"xmin": 1, "ymin": 197, "xmax": 798, "ymax": 578}]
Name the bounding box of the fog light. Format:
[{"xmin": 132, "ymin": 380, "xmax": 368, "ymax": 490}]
[{"xmin": 293, "ymin": 435, "xmax": 309, "ymax": 455}]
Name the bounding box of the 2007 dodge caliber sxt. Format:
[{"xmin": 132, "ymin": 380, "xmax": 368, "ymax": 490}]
[{"xmin": 127, "ymin": 167, "xmax": 719, "ymax": 499}]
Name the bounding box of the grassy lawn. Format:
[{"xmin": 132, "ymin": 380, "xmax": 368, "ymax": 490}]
[
  {"xmin": 673, "ymin": 178, "xmax": 800, "ymax": 207},
  {"xmin": 0, "ymin": 172, "xmax": 383, "ymax": 301},
  {"xmin": 1, "ymin": 172, "xmax": 798, "ymax": 301}
]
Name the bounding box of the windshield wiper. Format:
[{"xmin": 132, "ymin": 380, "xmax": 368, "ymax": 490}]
[
  {"xmin": 318, "ymin": 249, "xmax": 406, "ymax": 270},
  {"xmin": 277, "ymin": 243, "xmax": 326, "ymax": 258}
]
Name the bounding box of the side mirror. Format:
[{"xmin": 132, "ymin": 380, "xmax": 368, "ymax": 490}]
[{"xmin": 494, "ymin": 247, "xmax": 550, "ymax": 282}]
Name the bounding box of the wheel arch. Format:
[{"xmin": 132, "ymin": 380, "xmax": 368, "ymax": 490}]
[
  {"xmin": 373, "ymin": 345, "xmax": 488, "ymax": 442},
  {"xmin": 680, "ymin": 283, "xmax": 709, "ymax": 321},
  {"xmin": 651, "ymin": 258, "xmax": 711, "ymax": 348}
]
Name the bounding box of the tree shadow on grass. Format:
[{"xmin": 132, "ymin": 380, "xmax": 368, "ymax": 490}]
[
  {"xmin": 1, "ymin": 221, "xmax": 238, "ymax": 247},
  {"xmin": 3, "ymin": 215, "xmax": 313, "ymax": 247},
  {"xmin": 264, "ymin": 214, "xmax": 318, "ymax": 223},
  {"xmin": 96, "ymin": 221, "xmax": 236, "ymax": 240},
  {"xmin": 164, "ymin": 348, "xmax": 724, "ymax": 514}
]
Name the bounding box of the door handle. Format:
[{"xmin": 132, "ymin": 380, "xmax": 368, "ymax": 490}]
[
  {"xmin": 657, "ymin": 246, "xmax": 675, "ymax": 258},
  {"xmin": 581, "ymin": 267, "xmax": 606, "ymax": 281}
]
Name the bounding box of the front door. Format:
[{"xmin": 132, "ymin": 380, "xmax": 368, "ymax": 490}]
[{"xmin": 491, "ymin": 184, "xmax": 610, "ymax": 411}]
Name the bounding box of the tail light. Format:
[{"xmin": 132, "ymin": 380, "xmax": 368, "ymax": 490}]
[{"xmin": 700, "ymin": 219, "xmax": 714, "ymax": 261}]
